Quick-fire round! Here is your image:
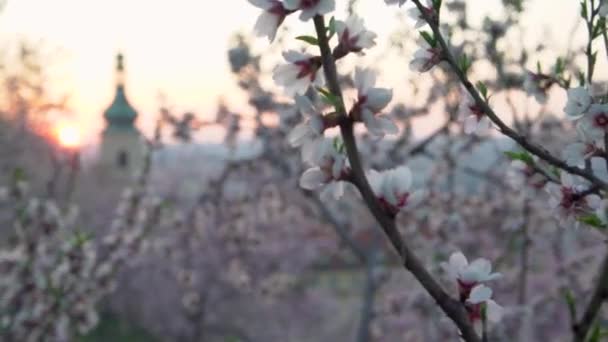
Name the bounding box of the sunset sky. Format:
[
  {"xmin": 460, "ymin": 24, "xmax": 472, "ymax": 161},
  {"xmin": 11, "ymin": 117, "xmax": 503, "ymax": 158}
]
[{"xmin": 0, "ymin": 0, "xmax": 595, "ymax": 146}]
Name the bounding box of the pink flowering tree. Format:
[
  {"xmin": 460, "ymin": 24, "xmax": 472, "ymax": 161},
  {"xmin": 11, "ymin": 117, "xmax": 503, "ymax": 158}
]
[{"xmin": 243, "ymin": 0, "xmax": 608, "ymax": 341}]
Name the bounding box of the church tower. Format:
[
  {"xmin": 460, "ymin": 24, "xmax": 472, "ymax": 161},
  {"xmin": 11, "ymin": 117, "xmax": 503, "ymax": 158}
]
[{"xmin": 99, "ymin": 53, "xmax": 145, "ymax": 176}]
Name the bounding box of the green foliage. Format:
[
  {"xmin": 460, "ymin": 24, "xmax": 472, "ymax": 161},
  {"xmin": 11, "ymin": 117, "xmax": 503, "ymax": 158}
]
[
  {"xmin": 476, "ymin": 81, "xmax": 488, "ymax": 101},
  {"xmin": 432, "ymin": 0, "xmax": 442, "ymax": 12},
  {"xmin": 295, "ymin": 35, "xmax": 318, "ymax": 46},
  {"xmin": 563, "ymin": 288, "xmax": 577, "ymax": 322},
  {"xmin": 458, "ymin": 54, "xmax": 473, "ymax": 75},
  {"xmin": 333, "ymin": 136, "xmax": 345, "ymax": 154},
  {"xmin": 12, "ymin": 167, "xmax": 26, "ymax": 182},
  {"xmin": 419, "ymin": 31, "xmax": 437, "ymax": 48},
  {"xmin": 79, "ymin": 313, "xmax": 158, "ymax": 342},
  {"xmin": 581, "ymin": 0, "xmax": 588, "ymax": 20},
  {"xmin": 327, "ymin": 16, "xmax": 337, "ymax": 40},
  {"xmin": 502, "ymin": 0, "xmax": 524, "ymax": 12},
  {"xmin": 578, "ymin": 214, "xmax": 606, "ymax": 229},
  {"xmin": 592, "ymin": 18, "xmax": 605, "ymax": 39},
  {"xmin": 504, "ymin": 151, "xmax": 534, "ymax": 165},
  {"xmin": 585, "ymin": 322, "xmax": 608, "ymax": 342},
  {"xmin": 317, "ymin": 87, "xmax": 343, "ymax": 111},
  {"xmin": 69, "ymin": 231, "xmax": 94, "ymax": 247}
]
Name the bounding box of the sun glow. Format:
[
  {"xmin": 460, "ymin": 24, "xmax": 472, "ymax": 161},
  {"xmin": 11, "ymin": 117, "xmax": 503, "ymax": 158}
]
[{"xmin": 55, "ymin": 122, "xmax": 82, "ymax": 149}]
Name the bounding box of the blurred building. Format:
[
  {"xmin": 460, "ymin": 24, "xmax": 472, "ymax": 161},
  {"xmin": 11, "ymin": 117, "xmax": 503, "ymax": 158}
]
[{"xmin": 98, "ymin": 53, "xmax": 145, "ymax": 177}]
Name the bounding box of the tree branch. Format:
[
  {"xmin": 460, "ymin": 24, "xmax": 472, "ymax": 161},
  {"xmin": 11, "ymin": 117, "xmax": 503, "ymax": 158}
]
[
  {"xmin": 572, "ymin": 252, "xmax": 608, "ymax": 342},
  {"xmin": 409, "ymin": 0, "xmax": 608, "ymax": 190},
  {"xmin": 312, "ymin": 15, "xmax": 480, "ymax": 342}
]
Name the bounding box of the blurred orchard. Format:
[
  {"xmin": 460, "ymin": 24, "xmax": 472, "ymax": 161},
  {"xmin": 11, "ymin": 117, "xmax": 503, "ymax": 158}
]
[{"xmin": 2, "ymin": 0, "xmax": 608, "ymax": 341}]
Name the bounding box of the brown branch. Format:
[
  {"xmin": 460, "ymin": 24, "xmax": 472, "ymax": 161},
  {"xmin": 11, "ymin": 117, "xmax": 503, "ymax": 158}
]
[
  {"xmin": 312, "ymin": 15, "xmax": 480, "ymax": 342},
  {"xmin": 572, "ymin": 252, "xmax": 608, "ymax": 342},
  {"xmin": 409, "ymin": 0, "xmax": 608, "ymax": 191}
]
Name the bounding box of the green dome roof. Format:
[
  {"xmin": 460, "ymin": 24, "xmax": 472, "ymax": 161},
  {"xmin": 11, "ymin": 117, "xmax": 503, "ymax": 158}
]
[{"xmin": 104, "ymin": 54, "xmax": 138, "ymax": 132}]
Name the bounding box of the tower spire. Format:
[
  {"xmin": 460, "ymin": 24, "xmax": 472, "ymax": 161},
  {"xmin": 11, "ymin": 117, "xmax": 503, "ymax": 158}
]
[
  {"xmin": 116, "ymin": 52, "xmax": 125, "ymax": 87},
  {"xmin": 104, "ymin": 52, "xmax": 137, "ymax": 132}
]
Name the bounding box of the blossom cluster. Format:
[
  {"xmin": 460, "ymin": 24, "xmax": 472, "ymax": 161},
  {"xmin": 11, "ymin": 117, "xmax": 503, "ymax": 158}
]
[
  {"xmin": 246, "ymin": 0, "xmax": 508, "ymax": 338},
  {"xmin": 0, "ymin": 170, "xmax": 161, "ymax": 341},
  {"xmin": 442, "ymin": 252, "xmax": 503, "ymax": 333}
]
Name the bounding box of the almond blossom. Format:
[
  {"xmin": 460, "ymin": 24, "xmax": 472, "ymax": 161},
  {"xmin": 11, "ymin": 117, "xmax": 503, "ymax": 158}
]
[
  {"xmin": 507, "ymin": 159, "xmax": 548, "ymax": 191},
  {"xmin": 465, "ymin": 284, "xmax": 504, "ymax": 327},
  {"xmin": 351, "ymin": 67, "xmax": 397, "ymax": 138},
  {"xmin": 299, "ymin": 139, "xmax": 351, "ymax": 200},
  {"xmin": 562, "ymin": 141, "xmax": 602, "ymax": 167},
  {"xmin": 273, "ymin": 50, "xmax": 324, "ymax": 96},
  {"xmin": 334, "ymin": 15, "xmax": 377, "ymax": 54},
  {"xmin": 459, "ymin": 86, "xmax": 491, "ymax": 135},
  {"xmin": 576, "ymin": 104, "xmax": 608, "ymax": 140},
  {"xmin": 407, "ymin": 0, "xmax": 434, "ymax": 28},
  {"xmin": 385, "ymin": 0, "xmax": 407, "ymax": 6},
  {"xmin": 409, "ymin": 40, "xmax": 442, "ymax": 73},
  {"xmin": 545, "ymin": 172, "xmax": 601, "ymax": 227},
  {"xmin": 523, "ymin": 70, "xmax": 554, "ymax": 104},
  {"xmin": 368, "ymin": 166, "xmax": 424, "ymax": 215},
  {"xmin": 287, "ymin": 95, "xmax": 326, "ymax": 162},
  {"xmin": 248, "ymin": 0, "xmax": 291, "ymax": 42},
  {"xmin": 441, "ymin": 251, "xmax": 501, "ymax": 299},
  {"xmin": 283, "ymin": 0, "xmax": 335, "ymax": 22},
  {"xmin": 594, "ymin": 198, "xmax": 608, "ymax": 224},
  {"xmin": 564, "ymin": 86, "xmax": 592, "ymax": 120}
]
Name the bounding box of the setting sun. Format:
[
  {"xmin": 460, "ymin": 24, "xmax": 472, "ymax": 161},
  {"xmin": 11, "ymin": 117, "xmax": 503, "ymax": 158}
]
[{"xmin": 55, "ymin": 122, "xmax": 82, "ymax": 149}]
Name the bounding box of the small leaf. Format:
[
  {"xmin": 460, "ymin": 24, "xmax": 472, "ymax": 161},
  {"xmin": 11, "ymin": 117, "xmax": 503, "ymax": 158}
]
[
  {"xmin": 504, "ymin": 151, "xmax": 534, "ymax": 164},
  {"xmin": 563, "ymin": 288, "xmax": 577, "ymax": 322},
  {"xmin": 12, "ymin": 167, "xmax": 26, "ymax": 182},
  {"xmin": 333, "ymin": 137, "xmax": 345, "ymax": 153},
  {"xmin": 432, "ymin": 0, "xmax": 443, "ymax": 11},
  {"xmin": 419, "ymin": 31, "xmax": 436, "ymax": 48},
  {"xmin": 581, "ymin": 0, "xmax": 588, "ymax": 20},
  {"xmin": 476, "ymin": 81, "xmax": 488, "ymax": 100},
  {"xmin": 295, "ymin": 35, "xmax": 318, "ymax": 46},
  {"xmin": 554, "ymin": 57, "xmax": 564, "ymax": 75},
  {"xmin": 327, "ymin": 16, "xmax": 337, "ymax": 40},
  {"xmin": 459, "ymin": 54, "xmax": 472, "ymax": 74},
  {"xmin": 578, "ymin": 214, "xmax": 606, "ymax": 229},
  {"xmin": 593, "ymin": 18, "xmax": 605, "ymax": 39},
  {"xmin": 586, "ymin": 322, "xmax": 602, "ymax": 342},
  {"xmin": 317, "ymin": 87, "xmax": 342, "ymax": 110}
]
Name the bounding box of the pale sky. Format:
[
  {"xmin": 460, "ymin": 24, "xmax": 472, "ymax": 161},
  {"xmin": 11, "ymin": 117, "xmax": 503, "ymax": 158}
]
[{"xmin": 0, "ymin": 0, "xmax": 592, "ymax": 145}]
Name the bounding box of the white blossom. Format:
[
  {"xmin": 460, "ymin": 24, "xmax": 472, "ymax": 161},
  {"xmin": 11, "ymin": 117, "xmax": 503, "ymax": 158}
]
[
  {"xmin": 441, "ymin": 251, "xmax": 501, "ymax": 288},
  {"xmin": 577, "ymin": 104, "xmax": 608, "ymax": 141},
  {"xmin": 459, "ymin": 86, "xmax": 491, "ymax": 135},
  {"xmin": 287, "ymin": 95, "xmax": 326, "ymax": 161},
  {"xmin": 353, "ymin": 68, "xmax": 397, "ymax": 138},
  {"xmin": 299, "ymin": 139, "xmax": 350, "ymax": 200},
  {"xmin": 594, "ymin": 198, "xmax": 608, "ymax": 224},
  {"xmin": 368, "ymin": 166, "xmax": 424, "ymax": 215},
  {"xmin": 273, "ymin": 50, "xmax": 323, "ymax": 96},
  {"xmin": 563, "ymin": 141, "xmax": 600, "ymax": 167},
  {"xmin": 409, "ymin": 40, "xmax": 442, "ymax": 72},
  {"xmin": 564, "ymin": 86, "xmax": 592, "ymax": 120},
  {"xmin": 407, "ymin": 0, "xmax": 433, "ymax": 28},
  {"xmin": 385, "ymin": 0, "xmax": 407, "ymax": 6},
  {"xmin": 335, "ymin": 15, "xmax": 377, "ymax": 53},
  {"xmin": 545, "ymin": 172, "xmax": 601, "ymax": 227},
  {"xmin": 523, "ymin": 70, "xmax": 553, "ymax": 104},
  {"xmin": 466, "ymin": 284, "xmax": 504, "ymax": 324},
  {"xmin": 283, "ymin": 0, "xmax": 335, "ymax": 22},
  {"xmin": 248, "ymin": 0, "xmax": 290, "ymax": 41}
]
